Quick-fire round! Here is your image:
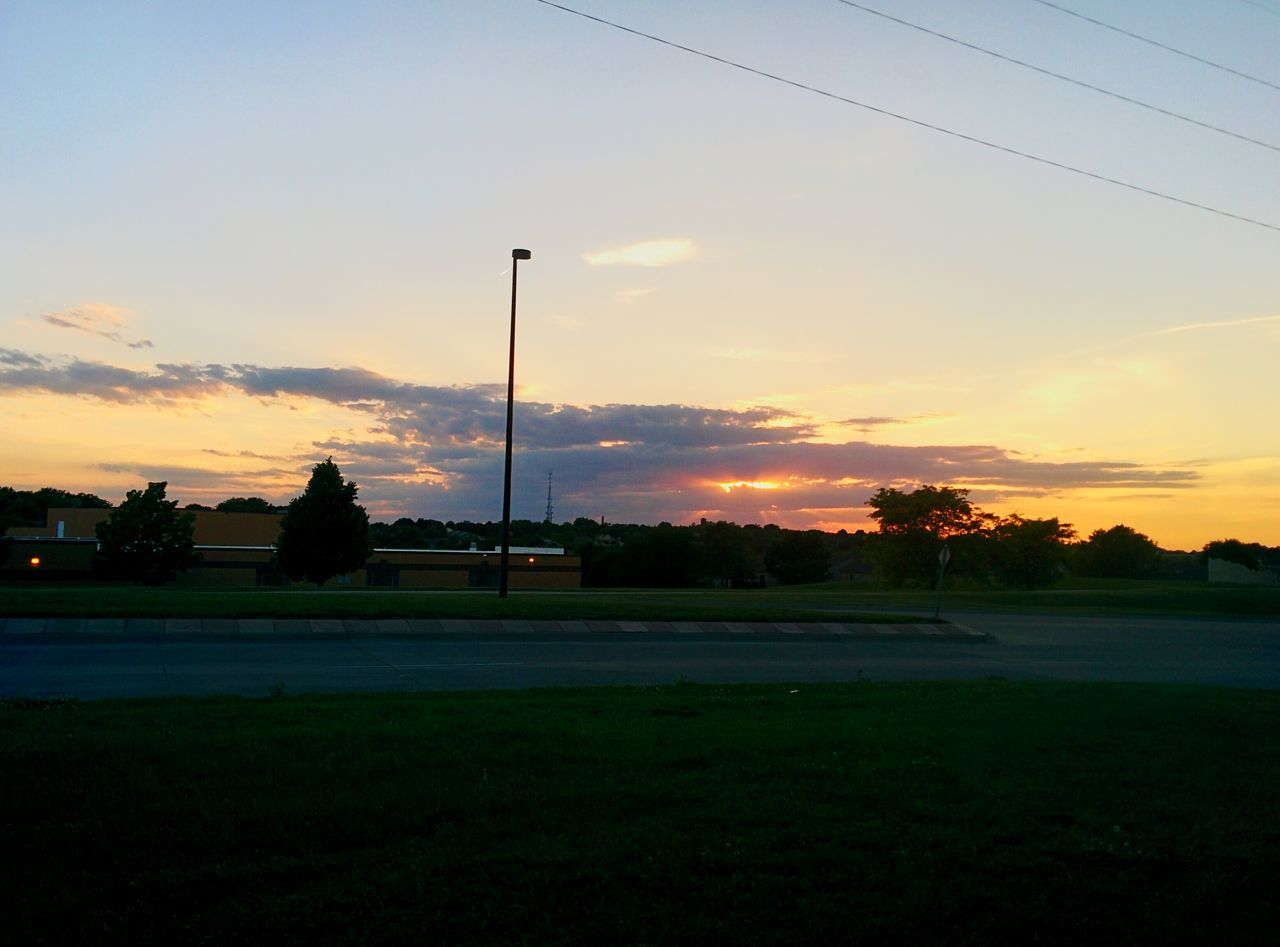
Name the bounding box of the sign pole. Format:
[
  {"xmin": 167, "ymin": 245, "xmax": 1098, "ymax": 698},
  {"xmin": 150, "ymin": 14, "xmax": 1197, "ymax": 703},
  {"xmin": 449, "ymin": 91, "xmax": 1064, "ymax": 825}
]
[{"xmin": 933, "ymin": 543, "xmax": 951, "ymax": 619}]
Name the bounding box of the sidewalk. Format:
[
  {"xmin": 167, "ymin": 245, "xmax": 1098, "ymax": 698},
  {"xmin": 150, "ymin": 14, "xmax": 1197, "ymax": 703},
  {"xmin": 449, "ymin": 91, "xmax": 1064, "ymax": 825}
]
[{"xmin": 0, "ymin": 616, "xmax": 990, "ymax": 641}]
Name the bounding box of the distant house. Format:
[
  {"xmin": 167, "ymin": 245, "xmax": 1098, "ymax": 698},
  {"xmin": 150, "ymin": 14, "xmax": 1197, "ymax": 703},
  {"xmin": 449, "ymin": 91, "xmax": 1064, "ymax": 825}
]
[
  {"xmin": 1207, "ymin": 558, "xmax": 1280, "ymax": 587},
  {"xmin": 3, "ymin": 508, "xmax": 581, "ymax": 589}
]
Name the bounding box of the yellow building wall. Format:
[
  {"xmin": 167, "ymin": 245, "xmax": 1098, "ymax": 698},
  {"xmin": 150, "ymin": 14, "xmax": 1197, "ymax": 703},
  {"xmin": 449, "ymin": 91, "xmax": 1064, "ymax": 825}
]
[{"xmin": 5, "ymin": 510, "xmax": 582, "ymax": 588}]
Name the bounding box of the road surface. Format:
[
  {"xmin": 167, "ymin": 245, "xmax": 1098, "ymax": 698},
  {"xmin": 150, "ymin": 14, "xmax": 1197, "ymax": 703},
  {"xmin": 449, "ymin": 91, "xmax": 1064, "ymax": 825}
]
[{"xmin": 2, "ymin": 611, "xmax": 1277, "ymax": 699}]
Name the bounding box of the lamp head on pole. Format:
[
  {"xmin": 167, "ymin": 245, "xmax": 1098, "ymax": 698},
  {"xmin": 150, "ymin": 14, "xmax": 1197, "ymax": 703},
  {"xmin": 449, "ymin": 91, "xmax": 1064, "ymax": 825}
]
[{"xmin": 512, "ymin": 248, "xmax": 531, "ymax": 260}]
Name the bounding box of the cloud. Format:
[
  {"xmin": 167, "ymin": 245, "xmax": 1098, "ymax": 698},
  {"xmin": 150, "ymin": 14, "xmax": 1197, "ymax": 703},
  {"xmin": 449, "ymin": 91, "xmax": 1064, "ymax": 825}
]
[
  {"xmin": 613, "ymin": 287, "xmax": 657, "ymax": 304},
  {"xmin": 0, "ymin": 348, "xmax": 49, "ymax": 368},
  {"xmin": 583, "ymin": 238, "xmax": 698, "ymax": 267},
  {"xmin": 42, "ymin": 304, "xmax": 153, "ymax": 349},
  {"xmin": 1152, "ymin": 314, "xmax": 1280, "ymax": 336},
  {"xmin": 1, "ymin": 347, "xmax": 1198, "ymax": 527},
  {"xmin": 840, "ymin": 414, "xmax": 951, "ymax": 432},
  {"xmin": 0, "ymin": 356, "xmax": 220, "ymax": 402},
  {"xmin": 202, "ymin": 448, "xmax": 302, "ymax": 463}
]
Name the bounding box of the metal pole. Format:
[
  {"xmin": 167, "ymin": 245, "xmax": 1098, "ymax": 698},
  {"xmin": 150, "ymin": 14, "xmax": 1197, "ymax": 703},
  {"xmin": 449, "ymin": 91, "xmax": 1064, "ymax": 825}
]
[
  {"xmin": 933, "ymin": 544, "xmax": 950, "ymax": 619},
  {"xmin": 499, "ymin": 257, "xmax": 519, "ymax": 598}
]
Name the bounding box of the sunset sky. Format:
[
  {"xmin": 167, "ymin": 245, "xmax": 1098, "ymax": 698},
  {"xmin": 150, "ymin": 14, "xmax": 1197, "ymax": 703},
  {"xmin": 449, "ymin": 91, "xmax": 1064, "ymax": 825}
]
[{"xmin": 3, "ymin": 0, "xmax": 1278, "ymax": 548}]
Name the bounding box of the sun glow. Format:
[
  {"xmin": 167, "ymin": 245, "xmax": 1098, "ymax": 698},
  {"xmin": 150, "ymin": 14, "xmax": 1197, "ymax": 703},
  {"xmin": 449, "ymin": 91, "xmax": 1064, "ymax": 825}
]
[{"xmin": 716, "ymin": 480, "xmax": 781, "ymax": 493}]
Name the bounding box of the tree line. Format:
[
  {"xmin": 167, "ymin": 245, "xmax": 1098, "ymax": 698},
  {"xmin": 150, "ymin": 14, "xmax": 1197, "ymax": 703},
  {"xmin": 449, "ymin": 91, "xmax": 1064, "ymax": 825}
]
[
  {"xmin": 3, "ymin": 474, "xmax": 1278, "ymax": 588},
  {"xmin": 0, "ymin": 462, "xmax": 370, "ymax": 587}
]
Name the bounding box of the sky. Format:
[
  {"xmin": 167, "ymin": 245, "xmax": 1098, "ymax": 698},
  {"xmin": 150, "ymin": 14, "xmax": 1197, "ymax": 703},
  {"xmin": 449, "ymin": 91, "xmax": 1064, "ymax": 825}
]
[{"xmin": 2, "ymin": 0, "xmax": 1278, "ymax": 548}]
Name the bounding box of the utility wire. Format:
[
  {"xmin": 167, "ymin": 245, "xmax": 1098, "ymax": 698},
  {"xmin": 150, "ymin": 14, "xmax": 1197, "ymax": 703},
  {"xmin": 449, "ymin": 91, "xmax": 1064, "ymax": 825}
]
[
  {"xmin": 1238, "ymin": 0, "xmax": 1280, "ymax": 20},
  {"xmin": 531, "ymin": 0, "xmax": 1280, "ymax": 233},
  {"xmin": 1027, "ymin": 0, "xmax": 1280, "ymax": 92},
  {"xmin": 835, "ymin": 1, "xmax": 1280, "ymax": 154}
]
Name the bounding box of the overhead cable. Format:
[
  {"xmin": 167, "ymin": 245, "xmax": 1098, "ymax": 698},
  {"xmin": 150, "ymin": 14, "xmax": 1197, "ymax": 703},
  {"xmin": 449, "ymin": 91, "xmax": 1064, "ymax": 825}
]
[
  {"xmin": 835, "ymin": 1, "xmax": 1280, "ymax": 154},
  {"xmin": 530, "ymin": 1, "xmax": 1280, "ymax": 233},
  {"xmin": 1027, "ymin": 0, "xmax": 1280, "ymax": 92},
  {"xmin": 1238, "ymin": 0, "xmax": 1280, "ymax": 19}
]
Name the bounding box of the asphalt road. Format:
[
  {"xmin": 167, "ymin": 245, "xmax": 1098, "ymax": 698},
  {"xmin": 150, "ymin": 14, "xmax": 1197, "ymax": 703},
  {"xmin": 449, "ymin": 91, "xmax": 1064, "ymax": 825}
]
[{"xmin": 2, "ymin": 610, "xmax": 1278, "ymax": 699}]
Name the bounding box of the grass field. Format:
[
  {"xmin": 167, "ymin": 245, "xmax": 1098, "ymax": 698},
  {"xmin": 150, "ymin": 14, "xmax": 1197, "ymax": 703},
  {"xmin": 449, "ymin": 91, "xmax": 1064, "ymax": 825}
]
[
  {"xmin": 787, "ymin": 576, "xmax": 1280, "ymax": 618},
  {"xmin": 3, "ymin": 681, "xmax": 1277, "ymax": 944},
  {"xmin": 1, "ymin": 576, "xmax": 1277, "ymax": 620},
  {"xmin": 0, "ymin": 584, "xmax": 925, "ymax": 623}
]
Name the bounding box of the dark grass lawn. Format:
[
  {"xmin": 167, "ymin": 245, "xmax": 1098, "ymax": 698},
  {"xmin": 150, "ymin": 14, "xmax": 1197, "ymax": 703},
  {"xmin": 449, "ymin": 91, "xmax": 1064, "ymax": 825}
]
[
  {"xmin": 0, "ymin": 585, "xmax": 923, "ymax": 623},
  {"xmin": 3, "ymin": 681, "xmax": 1279, "ymax": 944},
  {"xmin": 803, "ymin": 577, "xmax": 1280, "ymax": 618},
  {"xmin": 2, "ymin": 576, "xmax": 1277, "ymax": 620}
]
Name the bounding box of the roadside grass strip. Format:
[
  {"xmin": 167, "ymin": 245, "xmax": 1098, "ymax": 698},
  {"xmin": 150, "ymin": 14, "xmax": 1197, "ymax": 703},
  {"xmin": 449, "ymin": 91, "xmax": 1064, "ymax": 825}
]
[
  {"xmin": 3, "ymin": 681, "xmax": 1278, "ymax": 944},
  {"xmin": 1, "ymin": 577, "xmax": 1275, "ymax": 621},
  {"xmin": 0, "ymin": 586, "xmax": 923, "ymax": 623},
  {"xmin": 0, "ymin": 616, "xmax": 983, "ymax": 640}
]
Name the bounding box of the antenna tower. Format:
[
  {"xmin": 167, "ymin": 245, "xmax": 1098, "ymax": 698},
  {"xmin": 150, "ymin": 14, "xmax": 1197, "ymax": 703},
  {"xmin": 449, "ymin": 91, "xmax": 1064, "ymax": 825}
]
[{"xmin": 544, "ymin": 472, "xmax": 554, "ymax": 524}]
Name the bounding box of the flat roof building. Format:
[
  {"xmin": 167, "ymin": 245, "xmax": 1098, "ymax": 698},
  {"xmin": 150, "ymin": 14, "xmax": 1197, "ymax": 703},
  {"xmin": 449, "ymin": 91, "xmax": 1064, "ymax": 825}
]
[{"xmin": 3, "ymin": 508, "xmax": 581, "ymax": 589}]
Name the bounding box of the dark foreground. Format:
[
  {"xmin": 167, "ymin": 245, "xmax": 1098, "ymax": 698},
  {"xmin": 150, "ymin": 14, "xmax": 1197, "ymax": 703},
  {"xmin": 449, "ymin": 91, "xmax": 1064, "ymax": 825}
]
[{"xmin": 4, "ymin": 681, "xmax": 1278, "ymax": 945}]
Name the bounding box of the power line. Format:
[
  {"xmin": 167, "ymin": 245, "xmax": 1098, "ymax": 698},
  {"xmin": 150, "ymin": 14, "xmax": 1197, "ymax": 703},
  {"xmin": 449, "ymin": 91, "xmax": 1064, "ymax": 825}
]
[
  {"xmin": 531, "ymin": 1, "xmax": 1280, "ymax": 233},
  {"xmin": 835, "ymin": 1, "xmax": 1280, "ymax": 154},
  {"xmin": 1027, "ymin": 0, "xmax": 1280, "ymax": 93},
  {"xmin": 1238, "ymin": 0, "xmax": 1280, "ymax": 19}
]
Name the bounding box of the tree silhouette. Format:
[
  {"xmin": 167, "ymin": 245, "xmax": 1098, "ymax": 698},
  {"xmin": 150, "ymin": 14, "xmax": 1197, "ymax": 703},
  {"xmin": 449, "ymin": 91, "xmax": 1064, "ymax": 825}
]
[
  {"xmin": 1074, "ymin": 525, "xmax": 1163, "ymax": 579},
  {"xmin": 764, "ymin": 530, "xmax": 831, "ymax": 585},
  {"xmin": 276, "ymin": 459, "xmax": 372, "ymax": 586},
  {"xmin": 1, "ymin": 486, "xmax": 110, "ymax": 532},
  {"xmin": 94, "ymin": 482, "xmax": 198, "ymax": 585},
  {"xmin": 1203, "ymin": 538, "xmax": 1264, "ymax": 571},
  {"xmin": 698, "ymin": 520, "xmax": 756, "ymax": 587},
  {"xmin": 215, "ymin": 496, "xmax": 277, "ymax": 514},
  {"xmin": 865, "ymin": 485, "xmax": 992, "ymax": 586},
  {"xmin": 991, "ymin": 516, "xmax": 1075, "ymax": 588}
]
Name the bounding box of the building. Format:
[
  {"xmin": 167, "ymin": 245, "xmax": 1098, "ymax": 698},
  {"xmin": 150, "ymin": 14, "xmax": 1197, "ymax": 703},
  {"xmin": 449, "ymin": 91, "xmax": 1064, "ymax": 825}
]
[{"xmin": 3, "ymin": 508, "xmax": 581, "ymax": 589}]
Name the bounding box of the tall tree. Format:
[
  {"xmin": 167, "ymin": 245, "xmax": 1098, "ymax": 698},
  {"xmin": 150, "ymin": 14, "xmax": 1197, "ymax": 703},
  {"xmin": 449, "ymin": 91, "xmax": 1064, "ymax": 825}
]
[
  {"xmin": 698, "ymin": 520, "xmax": 756, "ymax": 587},
  {"xmin": 866, "ymin": 485, "xmax": 987, "ymax": 537},
  {"xmin": 1203, "ymin": 539, "xmax": 1265, "ymax": 571},
  {"xmin": 864, "ymin": 485, "xmax": 992, "ymax": 586},
  {"xmin": 276, "ymin": 459, "xmax": 372, "ymax": 586},
  {"xmin": 94, "ymin": 482, "xmax": 199, "ymax": 585},
  {"xmin": 991, "ymin": 516, "xmax": 1076, "ymax": 589},
  {"xmin": 1073, "ymin": 525, "xmax": 1164, "ymax": 579}
]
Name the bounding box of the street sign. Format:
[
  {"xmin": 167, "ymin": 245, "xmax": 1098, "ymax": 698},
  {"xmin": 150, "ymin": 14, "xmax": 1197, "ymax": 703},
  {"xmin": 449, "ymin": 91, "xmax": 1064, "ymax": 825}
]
[{"xmin": 934, "ymin": 544, "xmax": 951, "ymax": 619}]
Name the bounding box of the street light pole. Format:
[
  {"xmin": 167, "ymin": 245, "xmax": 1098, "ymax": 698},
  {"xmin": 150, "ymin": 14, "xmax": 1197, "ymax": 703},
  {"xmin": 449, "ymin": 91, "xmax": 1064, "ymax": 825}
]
[{"xmin": 499, "ymin": 248, "xmax": 531, "ymax": 598}]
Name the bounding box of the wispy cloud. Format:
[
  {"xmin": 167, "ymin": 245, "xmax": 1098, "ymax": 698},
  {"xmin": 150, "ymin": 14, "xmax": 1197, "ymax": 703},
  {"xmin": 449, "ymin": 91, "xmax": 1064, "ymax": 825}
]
[
  {"xmin": 613, "ymin": 287, "xmax": 657, "ymax": 304},
  {"xmin": 583, "ymin": 238, "xmax": 698, "ymax": 267},
  {"xmin": 1, "ymin": 348, "xmax": 49, "ymax": 368},
  {"xmin": 840, "ymin": 414, "xmax": 952, "ymax": 432},
  {"xmin": 1152, "ymin": 314, "xmax": 1280, "ymax": 336},
  {"xmin": 42, "ymin": 303, "xmax": 153, "ymax": 349}
]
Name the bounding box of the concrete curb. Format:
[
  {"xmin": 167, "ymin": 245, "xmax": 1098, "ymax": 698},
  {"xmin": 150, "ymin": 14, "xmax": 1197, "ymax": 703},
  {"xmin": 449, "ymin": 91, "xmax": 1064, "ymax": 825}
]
[{"xmin": 0, "ymin": 616, "xmax": 991, "ymax": 642}]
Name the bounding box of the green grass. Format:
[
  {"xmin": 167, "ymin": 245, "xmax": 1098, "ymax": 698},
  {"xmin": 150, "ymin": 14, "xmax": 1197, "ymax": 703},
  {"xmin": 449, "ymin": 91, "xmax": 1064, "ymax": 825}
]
[
  {"xmin": 0, "ymin": 585, "xmax": 928, "ymax": 623},
  {"xmin": 3, "ymin": 681, "xmax": 1278, "ymax": 944},
  {"xmin": 777, "ymin": 576, "xmax": 1280, "ymax": 617},
  {"xmin": 2, "ymin": 575, "xmax": 1277, "ymax": 620}
]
